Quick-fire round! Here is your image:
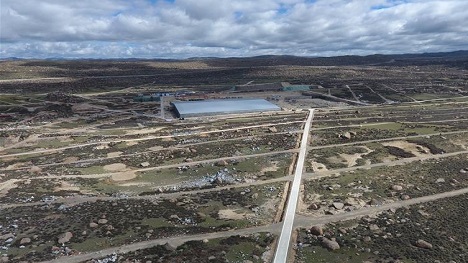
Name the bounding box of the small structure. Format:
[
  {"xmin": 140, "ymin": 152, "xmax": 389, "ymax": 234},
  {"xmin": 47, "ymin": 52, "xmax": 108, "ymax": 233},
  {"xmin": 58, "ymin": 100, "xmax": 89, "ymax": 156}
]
[
  {"xmin": 133, "ymin": 95, "xmax": 161, "ymax": 102},
  {"xmin": 234, "ymin": 83, "xmax": 283, "ymax": 92},
  {"xmin": 171, "ymin": 98, "xmax": 281, "ymax": 118},
  {"xmin": 281, "ymin": 82, "xmax": 311, "ymax": 91}
]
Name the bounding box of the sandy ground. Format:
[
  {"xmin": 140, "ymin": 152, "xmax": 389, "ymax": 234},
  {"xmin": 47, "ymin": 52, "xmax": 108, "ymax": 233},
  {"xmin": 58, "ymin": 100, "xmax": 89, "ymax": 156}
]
[
  {"xmin": 0, "ymin": 179, "xmax": 20, "ymax": 196},
  {"xmin": 218, "ymin": 209, "xmax": 253, "ymax": 220},
  {"xmin": 111, "ymin": 171, "xmax": 138, "ymax": 181},
  {"xmin": 382, "ymin": 140, "xmax": 431, "ymax": 157},
  {"xmin": 338, "ymin": 146, "xmax": 372, "ymax": 167},
  {"xmin": 126, "ymin": 141, "xmax": 139, "ymax": 146},
  {"xmin": 5, "ymin": 161, "xmax": 32, "ymax": 170},
  {"xmin": 103, "ymin": 163, "xmax": 127, "ymax": 172},
  {"xmin": 125, "ymin": 127, "xmax": 165, "ymax": 136},
  {"xmin": 310, "ymin": 161, "xmax": 328, "ymax": 172},
  {"xmin": 55, "ymin": 181, "xmax": 80, "ymax": 192},
  {"xmin": 450, "ymin": 139, "xmax": 467, "ymax": 150},
  {"xmin": 148, "ymin": 146, "xmax": 164, "ymax": 151},
  {"xmin": 0, "ymin": 134, "xmax": 40, "ymax": 150},
  {"xmin": 63, "ymin": 156, "xmax": 79, "ymax": 163},
  {"xmin": 107, "ymin": 151, "xmax": 123, "ymax": 158},
  {"xmin": 260, "ymin": 161, "xmax": 279, "ymax": 173},
  {"xmin": 95, "ymin": 144, "xmax": 110, "ymax": 150},
  {"xmin": 71, "ymin": 103, "xmax": 99, "ymax": 112}
]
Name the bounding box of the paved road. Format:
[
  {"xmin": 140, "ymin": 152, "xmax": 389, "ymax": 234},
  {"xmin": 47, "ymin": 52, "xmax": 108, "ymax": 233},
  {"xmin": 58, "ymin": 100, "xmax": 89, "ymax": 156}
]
[{"xmin": 273, "ymin": 109, "xmax": 314, "ymax": 263}]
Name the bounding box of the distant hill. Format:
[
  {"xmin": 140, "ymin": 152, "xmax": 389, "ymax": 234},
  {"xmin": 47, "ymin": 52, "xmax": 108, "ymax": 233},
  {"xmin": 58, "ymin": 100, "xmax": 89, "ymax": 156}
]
[
  {"xmin": 2, "ymin": 50, "xmax": 468, "ymax": 68},
  {"xmin": 198, "ymin": 50, "xmax": 468, "ymax": 67}
]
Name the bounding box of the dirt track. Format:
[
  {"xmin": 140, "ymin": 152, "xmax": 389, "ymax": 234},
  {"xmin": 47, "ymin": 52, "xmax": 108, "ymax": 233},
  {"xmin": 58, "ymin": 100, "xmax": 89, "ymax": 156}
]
[
  {"xmin": 42, "ymin": 187, "xmax": 468, "ymax": 263},
  {"xmin": 294, "ymin": 187, "xmax": 468, "ymax": 228},
  {"xmin": 0, "ymin": 121, "xmax": 304, "ymax": 158}
]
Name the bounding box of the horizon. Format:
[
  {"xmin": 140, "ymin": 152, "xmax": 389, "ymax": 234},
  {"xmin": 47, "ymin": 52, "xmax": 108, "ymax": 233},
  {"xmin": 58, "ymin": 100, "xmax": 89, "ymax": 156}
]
[
  {"xmin": 2, "ymin": 0, "xmax": 468, "ymax": 59},
  {"xmin": 2, "ymin": 49, "xmax": 468, "ymax": 61}
]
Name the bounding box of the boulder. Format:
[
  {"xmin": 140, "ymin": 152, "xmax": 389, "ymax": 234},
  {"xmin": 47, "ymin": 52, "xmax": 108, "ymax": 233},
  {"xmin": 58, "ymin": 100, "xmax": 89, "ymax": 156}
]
[
  {"xmin": 325, "ymin": 210, "xmax": 336, "ymax": 215},
  {"xmin": 170, "ymin": 214, "xmax": 180, "ymax": 220},
  {"xmin": 20, "ymin": 237, "xmax": 31, "ymax": 245},
  {"xmin": 415, "ymin": 239, "xmax": 432, "ymax": 249},
  {"xmin": 268, "ymin": 127, "xmax": 277, "ymax": 133},
  {"xmin": 310, "ymin": 226, "xmax": 323, "ymax": 236},
  {"xmin": 140, "ymin": 162, "xmax": 150, "ymax": 167},
  {"xmin": 308, "ymin": 203, "xmax": 320, "ymax": 210},
  {"xmin": 369, "ymin": 199, "xmax": 382, "ymax": 206},
  {"xmin": 344, "ymin": 198, "xmax": 359, "ymax": 206},
  {"xmin": 400, "ymin": 195, "xmax": 411, "ymax": 200},
  {"xmin": 321, "ymin": 238, "xmax": 340, "ymax": 250},
  {"xmin": 332, "ymin": 202, "xmax": 344, "ymax": 210},
  {"xmin": 98, "ymin": 219, "xmax": 108, "ymax": 224},
  {"xmin": 216, "ymin": 160, "xmax": 229, "ymax": 167},
  {"xmin": 58, "ymin": 232, "xmax": 73, "ymax": 244},
  {"xmin": 369, "ymin": 224, "xmax": 380, "ymax": 231},
  {"xmin": 164, "ymin": 242, "xmax": 176, "ymax": 251},
  {"xmin": 340, "ymin": 132, "xmax": 352, "ymax": 140},
  {"xmin": 391, "ymin": 185, "xmax": 403, "ymax": 191},
  {"xmin": 29, "ymin": 166, "xmax": 42, "ymax": 174},
  {"xmin": 89, "ymin": 222, "xmax": 98, "ymax": 228},
  {"xmin": 435, "ymin": 178, "xmax": 445, "ymax": 183},
  {"xmin": 0, "ymin": 233, "xmax": 14, "ymax": 240}
]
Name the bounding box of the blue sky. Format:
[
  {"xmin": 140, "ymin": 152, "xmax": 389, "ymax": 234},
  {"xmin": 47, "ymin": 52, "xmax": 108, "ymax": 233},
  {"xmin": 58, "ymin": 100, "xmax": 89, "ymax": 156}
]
[{"xmin": 1, "ymin": 0, "xmax": 467, "ymax": 58}]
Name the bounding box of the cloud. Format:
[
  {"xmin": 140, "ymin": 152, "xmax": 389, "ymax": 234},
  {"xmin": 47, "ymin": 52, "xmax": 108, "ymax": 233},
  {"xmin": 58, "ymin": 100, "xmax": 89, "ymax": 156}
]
[{"xmin": 0, "ymin": 0, "xmax": 467, "ymax": 58}]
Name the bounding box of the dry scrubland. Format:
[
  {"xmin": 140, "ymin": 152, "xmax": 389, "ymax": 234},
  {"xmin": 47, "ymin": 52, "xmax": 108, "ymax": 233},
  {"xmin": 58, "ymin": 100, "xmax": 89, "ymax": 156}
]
[{"xmin": 0, "ymin": 56, "xmax": 467, "ymax": 262}]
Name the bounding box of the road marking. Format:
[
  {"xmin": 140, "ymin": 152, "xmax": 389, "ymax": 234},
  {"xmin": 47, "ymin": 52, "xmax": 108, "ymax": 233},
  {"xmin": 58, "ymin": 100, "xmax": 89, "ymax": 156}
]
[{"xmin": 273, "ymin": 109, "xmax": 314, "ymax": 263}]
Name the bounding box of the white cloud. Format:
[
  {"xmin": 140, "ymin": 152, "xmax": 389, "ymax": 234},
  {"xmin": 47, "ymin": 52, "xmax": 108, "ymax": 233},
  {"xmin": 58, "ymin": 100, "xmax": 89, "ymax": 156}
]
[{"xmin": 0, "ymin": 0, "xmax": 467, "ymax": 58}]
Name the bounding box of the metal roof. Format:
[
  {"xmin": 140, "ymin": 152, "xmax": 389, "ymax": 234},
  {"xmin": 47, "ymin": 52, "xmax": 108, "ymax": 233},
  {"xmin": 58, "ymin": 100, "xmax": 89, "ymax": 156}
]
[{"xmin": 172, "ymin": 98, "xmax": 281, "ymax": 117}]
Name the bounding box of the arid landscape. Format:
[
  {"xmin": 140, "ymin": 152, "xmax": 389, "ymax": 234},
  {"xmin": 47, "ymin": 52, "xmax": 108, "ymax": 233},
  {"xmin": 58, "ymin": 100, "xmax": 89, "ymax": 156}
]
[{"xmin": 1, "ymin": 53, "xmax": 468, "ymax": 263}]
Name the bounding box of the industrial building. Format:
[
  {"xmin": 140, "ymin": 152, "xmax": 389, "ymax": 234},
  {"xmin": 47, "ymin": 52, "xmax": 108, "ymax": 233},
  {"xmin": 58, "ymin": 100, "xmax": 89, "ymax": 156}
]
[{"xmin": 171, "ymin": 99, "xmax": 281, "ymax": 118}]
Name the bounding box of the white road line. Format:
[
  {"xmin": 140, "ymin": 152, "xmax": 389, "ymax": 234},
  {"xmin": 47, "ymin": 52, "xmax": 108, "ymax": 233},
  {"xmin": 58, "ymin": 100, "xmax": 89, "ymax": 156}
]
[{"xmin": 273, "ymin": 109, "xmax": 314, "ymax": 263}]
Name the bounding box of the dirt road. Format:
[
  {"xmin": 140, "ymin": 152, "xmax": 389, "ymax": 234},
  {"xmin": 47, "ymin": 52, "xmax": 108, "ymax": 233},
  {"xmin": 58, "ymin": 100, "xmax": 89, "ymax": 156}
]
[
  {"xmin": 0, "ymin": 121, "xmax": 304, "ymax": 158},
  {"xmin": 308, "ymin": 130, "xmax": 468, "ymax": 150},
  {"xmin": 303, "ymin": 149, "xmax": 468, "ymax": 180},
  {"xmin": 43, "ymin": 223, "xmax": 282, "ymax": 263},
  {"xmin": 294, "ymin": 187, "xmax": 468, "ymax": 228},
  {"xmin": 41, "ymin": 187, "xmax": 468, "ymax": 263}
]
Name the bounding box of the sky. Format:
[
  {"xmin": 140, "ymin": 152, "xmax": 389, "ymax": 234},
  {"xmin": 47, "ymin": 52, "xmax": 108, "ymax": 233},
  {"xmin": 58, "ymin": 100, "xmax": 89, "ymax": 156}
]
[{"xmin": 1, "ymin": 0, "xmax": 468, "ymax": 59}]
